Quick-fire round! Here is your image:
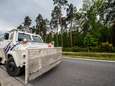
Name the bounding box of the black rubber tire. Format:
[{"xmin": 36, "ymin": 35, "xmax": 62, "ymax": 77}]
[
  {"xmin": 6, "ymin": 57, "xmax": 21, "ymax": 76},
  {"xmin": 0, "ymin": 58, "xmax": 2, "ymax": 65}
]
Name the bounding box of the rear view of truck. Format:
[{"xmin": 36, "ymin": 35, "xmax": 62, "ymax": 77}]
[
  {"xmin": 0, "ymin": 30, "xmax": 62, "ymax": 84},
  {"xmin": 25, "ymin": 47, "xmax": 62, "ymax": 84}
]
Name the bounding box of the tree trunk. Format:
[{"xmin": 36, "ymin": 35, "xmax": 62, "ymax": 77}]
[
  {"xmin": 61, "ymin": 26, "xmax": 63, "ymax": 47},
  {"xmin": 112, "ymin": 24, "xmax": 115, "ymax": 47},
  {"xmin": 44, "ymin": 35, "xmax": 46, "ymax": 43},
  {"xmin": 56, "ymin": 27, "xmax": 59, "ymax": 47},
  {"xmin": 70, "ymin": 21, "xmax": 73, "ymax": 48}
]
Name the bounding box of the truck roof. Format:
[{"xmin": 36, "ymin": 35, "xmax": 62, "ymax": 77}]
[{"xmin": 9, "ymin": 29, "xmax": 39, "ymax": 36}]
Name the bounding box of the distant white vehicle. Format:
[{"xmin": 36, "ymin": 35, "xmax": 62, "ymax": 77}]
[{"xmin": 0, "ymin": 29, "xmax": 62, "ymax": 84}]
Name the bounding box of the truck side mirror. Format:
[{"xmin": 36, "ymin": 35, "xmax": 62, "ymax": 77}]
[{"xmin": 4, "ymin": 33, "xmax": 9, "ymax": 40}]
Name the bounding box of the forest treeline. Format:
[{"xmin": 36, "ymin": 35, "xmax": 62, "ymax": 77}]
[{"xmin": 17, "ymin": 0, "xmax": 115, "ymax": 52}]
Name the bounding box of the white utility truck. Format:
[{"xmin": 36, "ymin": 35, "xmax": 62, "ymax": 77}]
[{"xmin": 0, "ymin": 29, "xmax": 62, "ymax": 84}]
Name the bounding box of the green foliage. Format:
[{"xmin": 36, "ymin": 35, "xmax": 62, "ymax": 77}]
[
  {"xmin": 100, "ymin": 42, "xmax": 113, "ymax": 52},
  {"xmin": 63, "ymin": 47, "xmax": 90, "ymax": 52},
  {"xmin": 100, "ymin": 0, "xmax": 115, "ymax": 23},
  {"xmin": 17, "ymin": 25, "xmax": 23, "ymax": 30},
  {"xmin": 31, "ymin": 26, "xmax": 36, "ymax": 33},
  {"xmin": 111, "ymin": 24, "xmax": 115, "ymax": 46},
  {"xmin": 66, "ymin": 4, "xmax": 74, "ymax": 21},
  {"xmin": 63, "ymin": 47, "xmax": 115, "ymax": 53},
  {"xmin": 46, "ymin": 33, "xmax": 53, "ymax": 43},
  {"xmin": 50, "ymin": 6, "xmax": 61, "ymax": 29},
  {"xmin": 84, "ymin": 33, "xmax": 98, "ymax": 47},
  {"xmin": 24, "ymin": 16, "xmax": 32, "ymax": 27},
  {"xmin": 35, "ymin": 14, "xmax": 47, "ymax": 39},
  {"xmin": 53, "ymin": 0, "xmax": 68, "ymax": 6},
  {"xmin": 16, "ymin": 0, "xmax": 115, "ymax": 53},
  {"xmin": 17, "ymin": 16, "xmax": 32, "ymax": 32}
]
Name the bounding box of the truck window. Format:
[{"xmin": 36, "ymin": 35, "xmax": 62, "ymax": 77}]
[
  {"xmin": 0, "ymin": 34, "xmax": 4, "ymax": 41},
  {"xmin": 32, "ymin": 36, "xmax": 43, "ymax": 43},
  {"xmin": 4, "ymin": 33, "xmax": 9, "ymax": 40},
  {"xmin": 9, "ymin": 32, "xmax": 14, "ymax": 40},
  {"xmin": 18, "ymin": 33, "xmax": 31, "ymax": 41}
]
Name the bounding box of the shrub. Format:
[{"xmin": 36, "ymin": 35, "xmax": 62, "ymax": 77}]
[
  {"xmin": 100, "ymin": 42, "xmax": 113, "ymax": 52},
  {"xmin": 63, "ymin": 46, "xmax": 115, "ymax": 52},
  {"xmin": 84, "ymin": 33, "xmax": 98, "ymax": 47},
  {"xmin": 112, "ymin": 47, "xmax": 115, "ymax": 52},
  {"xmin": 63, "ymin": 47, "xmax": 89, "ymax": 52},
  {"xmin": 72, "ymin": 47, "xmax": 88, "ymax": 52},
  {"xmin": 62, "ymin": 48, "xmax": 73, "ymax": 52}
]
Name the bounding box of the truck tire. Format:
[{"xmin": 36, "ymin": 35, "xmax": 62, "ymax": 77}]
[
  {"xmin": 6, "ymin": 57, "xmax": 21, "ymax": 76},
  {"xmin": 0, "ymin": 58, "xmax": 2, "ymax": 65}
]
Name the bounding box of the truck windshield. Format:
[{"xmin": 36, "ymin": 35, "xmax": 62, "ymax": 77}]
[
  {"xmin": 32, "ymin": 36, "xmax": 43, "ymax": 43},
  {"xmin": 18, "ymin": 33, "xmax": 31, "ymax": 41}
]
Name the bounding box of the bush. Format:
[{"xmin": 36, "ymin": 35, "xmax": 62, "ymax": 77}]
[
  {"xmin": 63, "ymin": 47, "xmax": 89, "ymax": 52},
  {"xmin": 84, "ymin": 33, "xmax": 98, "ymax": 47},
  {"xmin": 112, "ymin": 47, "xmax": 115, "ymax": 52},
  {"xmin": 72, "ymin": 47, "xmax": 88, "ymax": 52},
  {"xmin": 62, "ymin": 48, "xmax": 73, "ymax": 52},
  {"xmin": 63, "ymin": 47, "xmax": 115, "ymax": 52},
  {"xmin": 100, "ymin": 42, "xmax": 113, "ymax": 52}
]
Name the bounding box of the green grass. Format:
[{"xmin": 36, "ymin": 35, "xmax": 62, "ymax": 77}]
[{"xmin": 63, "ymin": 52, "xmax": 115, "ymax": 61}]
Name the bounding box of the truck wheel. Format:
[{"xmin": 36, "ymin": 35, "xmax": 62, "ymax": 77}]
[
  {"xmin": 6, "ymin": 58, "xmax": 21, "ymax": 76},
  {"xmin": 0, "ymin": 58, "xmax": 2, "ymax": 65}
]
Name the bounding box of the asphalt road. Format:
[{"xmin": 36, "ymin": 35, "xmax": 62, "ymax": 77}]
[{"xmin": 30, "ymin": 58, "xmax": 115, "ymax": 86}]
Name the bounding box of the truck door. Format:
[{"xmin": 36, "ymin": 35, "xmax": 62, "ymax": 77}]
[{"xmin": 0, "ymin": 33, "xmax": 10, "ymax": 63}]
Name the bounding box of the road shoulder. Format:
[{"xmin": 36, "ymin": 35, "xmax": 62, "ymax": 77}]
[{"xmin": 0, "ymin": 67, "xmax": 24, "ymax": 86}]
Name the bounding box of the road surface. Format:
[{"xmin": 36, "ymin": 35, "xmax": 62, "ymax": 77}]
[
  {"xmin": 0, "ymin": 58, "xmax": 115, "ymax": 86},
  {"xmin": 30, "ymin": 58, "xmax": 115, "ymax": 86}
]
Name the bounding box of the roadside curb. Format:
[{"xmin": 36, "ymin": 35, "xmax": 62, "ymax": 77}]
[
  {"xmin": 0, "ymin": 68, "xmax": 24, "ymax": 86},
  {"xmin": 64, "ymin": 56, "xmax": 115, "ymax": 63},
  {"xmin": 0, "ymin": 66, "xmax": 33, "ymax": 86}
]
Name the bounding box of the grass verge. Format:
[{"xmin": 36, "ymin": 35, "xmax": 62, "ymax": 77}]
[{"xmin": 63, "ymin": 52, "xmax": 115, "ymax": 61}]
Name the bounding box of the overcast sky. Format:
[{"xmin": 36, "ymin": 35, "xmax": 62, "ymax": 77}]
[{"xmin": 0, "ymin": 0, "xmax": 82, "ymax": 32}]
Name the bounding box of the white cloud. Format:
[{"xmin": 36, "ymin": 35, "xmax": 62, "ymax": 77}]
[
  {"xmin": 0, "ymin": 0, "xmax": 82, "ymax": 32},
  {"xmin": 68, "ymin": 0, "xmax": 83, "ymax": 10},
  {"xmin": 0, "ymin": 20, "xmax": 16, "ymax": 32}
]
